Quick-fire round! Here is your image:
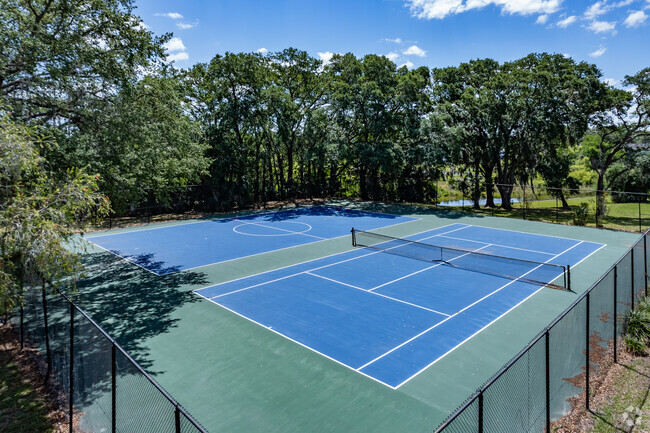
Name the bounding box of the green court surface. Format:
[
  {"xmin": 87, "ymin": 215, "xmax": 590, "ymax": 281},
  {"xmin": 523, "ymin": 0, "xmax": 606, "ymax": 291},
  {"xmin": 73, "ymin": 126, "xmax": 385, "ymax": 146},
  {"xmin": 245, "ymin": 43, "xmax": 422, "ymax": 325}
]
[{"xmin": 71, "ymin": 202, "xmax": 641, "ymax": 433}]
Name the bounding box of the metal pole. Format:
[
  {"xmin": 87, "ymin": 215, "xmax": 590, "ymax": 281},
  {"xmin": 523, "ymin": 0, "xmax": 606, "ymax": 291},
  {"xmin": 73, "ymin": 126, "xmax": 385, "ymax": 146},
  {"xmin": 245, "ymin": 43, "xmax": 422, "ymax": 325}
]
[
  {"xmin": 69, "ymin": 302, "xmax": 74, "ymax": 433},
  {"xmin": 640, "ymin": 199, "xmax": 642, "ymax": 233},
  {"xmin": 556, "ymin": 196, "xmax": 558, "ymax": 224},
  {"xmin": 567, "ymin": 265, "xmax": 571, "ymax": 292},
  {"xmin": 643, "ymin": 233, "xmax": 648, "ymax": 297},
  {"xmin": 545, "ymin": 331, "xmax": 550, "ymax": 433},
  {"xmin": 112, "ymin": 344, "xmax": 116, "ymax": 433},
  {"xmin": 20, "ymin": 306, "xmax": 24, "ymax": 350},
  {"xmin": 614, "ymin": 265, "xmax": 618, "ymax": 363},
  {"xmin": 478, "ymin": 391, "xmax": 484, "ymax": 433},
  {"xmin": 632, "ymin": 249, "xmax": 635, "ymax": 310},
  {"xmin": 42, "ymin": 281, "xmax": 51, "ymax": 383},
  {"xmin": 586, "ymin": 293, "xmax": 590, "ymax": 412},
  {"xmin": 175, "ymin": 405, "xmax": 181, "ymax": 433}
]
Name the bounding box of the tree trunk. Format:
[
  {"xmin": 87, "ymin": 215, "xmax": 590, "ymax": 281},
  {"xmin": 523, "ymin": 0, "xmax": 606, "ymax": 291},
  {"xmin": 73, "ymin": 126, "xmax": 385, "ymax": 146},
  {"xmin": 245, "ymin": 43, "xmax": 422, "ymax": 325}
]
[
  {"xmin": 496, "ymin": 183, "xmax": 514, "ymax": 210},
  {"xmin": 484, "ymin": 166, "xmax": 495, "ymax": 208},
  {"xmin": 472, "ymin": 162, "xmax": 481, "ymax": 209},
  {"xmin": 559, "ymin": 191, "xmax": 570, "ymax": 210}
]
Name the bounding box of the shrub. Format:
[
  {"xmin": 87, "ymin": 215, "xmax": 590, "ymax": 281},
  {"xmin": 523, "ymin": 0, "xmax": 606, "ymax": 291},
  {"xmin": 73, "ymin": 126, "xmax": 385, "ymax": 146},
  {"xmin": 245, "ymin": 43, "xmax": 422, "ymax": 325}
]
[{"xmin": 572, "ymin": 202, "xmax": 590, "ymax": 226}]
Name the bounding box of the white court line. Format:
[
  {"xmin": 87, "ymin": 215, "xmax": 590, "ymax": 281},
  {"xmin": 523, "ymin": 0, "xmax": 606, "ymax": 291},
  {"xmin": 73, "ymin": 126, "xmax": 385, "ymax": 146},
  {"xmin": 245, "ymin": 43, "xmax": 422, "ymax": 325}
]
[
  {"xmin": 436, "ymin": 235, "xmax": 556, "ymax": 256},
  {"xmin": 240, "ymin": 221, "xmax": 326, "ymax": 240},
  {"xmin": 305, "ymin": 272, "xmax": 450, "ymax": 317},
  {"xmin": 206, "ymin": 225, "xmax": 472, "ymax": 299},
  {"xmin": 467, "ymin": 224, "xmax": 607, "ymax": 245},
  {"xmin": 194, "ymin": 292, "xmax": 398, "ymax": 390},
  {"xmin": 368, "ymin": 244, "xmax": 493, "ymax": 292},
  {"xmin": 183, "ymin": 213, "xmax": 423, "ymax": 275},
  {"xmin": 357, "ymin": 240, "xmax": 585, "ymax": 375},
  {"xmin": 192, "ymin": 223, "xmax": 467, "ymax": 293},
  {"xmin": 193, "ymin": 222, "xmax": 468, "ymax": 293},
  {"xmin": 82, "ymin": 239, "xmax": 161, "ymax": 276}
]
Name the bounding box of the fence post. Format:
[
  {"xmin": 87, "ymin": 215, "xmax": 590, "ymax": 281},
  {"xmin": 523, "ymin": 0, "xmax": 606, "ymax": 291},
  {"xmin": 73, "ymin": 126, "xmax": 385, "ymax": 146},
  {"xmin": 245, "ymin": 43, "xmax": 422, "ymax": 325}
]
[
  {"xmin": 545, "ymin": 331, "xmax": 550, "ymax": 433},
  {"xmin": 614, "ymin": 265, "xmax": 618, "ymax": 363},
  {"xmin": 586, "ymin": 293, "xmax": 590, "ymax": 412},
  {"xmin": 20, "ymin": 306, "xmax": 24, "ymax": 350},
  {"xmin": 42, "ymin": 281, "xmax": 51, "ymax": 383},
  {"xmin": 478, "ymin": 391, "xmax": 484, "ymax": 433},
  {"xmin": 643, "ymin": 233, "xmax": 648, "ymax": 297},
  {"xmin": 175, "ymin": 405, "xmax": 181, "ymax": 433},
  {"xmin": 556, "ymin": 196, "xmax": 558, "ymax": 224},
  {"xmin": 69, "ymin": 302, "xmax": 74, "ymax": 433},
  {"xmin": 632, "ymin": 248, "xmax": 635, "ymax": 310},
  {"xmin": 112, "ymin": 344, "xmax": 117, "ymax": 433},
  {"xmin": 639, "ymin": 198, "xmax": 642, "ymax": 233}
]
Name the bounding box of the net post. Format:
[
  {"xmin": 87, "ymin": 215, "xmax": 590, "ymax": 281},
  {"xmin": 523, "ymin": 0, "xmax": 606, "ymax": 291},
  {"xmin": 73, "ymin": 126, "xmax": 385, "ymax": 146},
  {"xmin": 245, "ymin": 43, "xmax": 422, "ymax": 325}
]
[
  {"xmin": 351, "ymin": 228, "xmax": 357, "ymax": 247},
  {"xmin": 112, "ymin": 343, "xmax": 116, "ymax": 433},
  {"xmin": 69, "ymin": 301, "xmax": 74, "ymax": 433},
  {"xmin": 545, "ymin": 331, "xmax": 550, "ymax": 433},
  {"xmin": 586, "ymin": 292, "xmax": 590, "ymax": 412},
  {"xmin": 614, "ymin": 265, "xmax": 618, "ymax": 363},
  {"xmin": 567, "ymin": 265, "xmax": 571, "ymax": 292}
]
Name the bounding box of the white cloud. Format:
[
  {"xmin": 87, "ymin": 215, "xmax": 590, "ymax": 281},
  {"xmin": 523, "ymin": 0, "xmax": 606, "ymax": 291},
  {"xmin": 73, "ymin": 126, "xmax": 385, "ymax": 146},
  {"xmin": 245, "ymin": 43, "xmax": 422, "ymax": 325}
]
[
  {"xmin": 536, "ymin": 14, "xmax": 549, "ymax": 24},
  {"xmin": 557, "ymin": 15, "xmax": 577, "ymax": 27},
  {"xmin": 405, "ymin": 0, "xmax": 561, "ymax": 20},
  {"xmin": 318, "ymin": 51, "xmax": 334, "ymax": 65},
  {"xmin": 400, "ymin": 61, "xmax": 415, "ymax": 69},
  {"xmin": 177, "ymin": 21, "xmax": 198, "ymax": 29},
  {"xmin": 590, "ymin": 46, "xmax": 607, "ymax": 57},
  {"xmin": 603, "ymin": 77, "xmax": 618, "ymax": 86},
  {"xmin": 386, "ymin": 52, "xmax": 400, "ymax": 61},
  {"xmin": 167, "ymin": 52, "xmax": 189, "ymax": 62},
  {"xmin": 163, "ymin": 37, "xmax": 186, "ymax": 52},
  {"xmin": 385, "ymin": 37, "xmax": 403, "ymax": 43},
  {"xmin": 562, "ymin": 53, "xmax": 571, "ymax": 58},
  {"xmin": 155, "ymin": 12, "xmax": 184, "ymax": 20},
  {"xmin": 584, "ymin": 1, "xmax": 607, "ymax": 20},
  {"xmin": 624, "ymin": 10, "xmax": 647, "ymax": 27},
  {"xmin": 403, "ymin": 44, "xmax": 427, "ymax": 57},
  {"xmin": 586, "ymin": 19, "xmax": 617, "ymax": 33},
  {"xmin": 257, "ymin": 47, "xmax": 269, "ymax": 54}
]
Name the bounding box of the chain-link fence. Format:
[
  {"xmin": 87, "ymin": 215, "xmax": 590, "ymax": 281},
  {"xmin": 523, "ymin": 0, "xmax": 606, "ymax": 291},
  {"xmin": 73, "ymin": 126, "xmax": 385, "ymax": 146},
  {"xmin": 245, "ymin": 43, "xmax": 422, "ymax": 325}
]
[
  {"xmin": 435, "ymin": 230, "xmax": 649, "ymax": 432},
  {"xmin": 5, "ymin": 287, "xmax": 207, "ymax": 433},
  {"xmin": 434, "ymin": 182, "xmax": 650, "ymax": 233}
]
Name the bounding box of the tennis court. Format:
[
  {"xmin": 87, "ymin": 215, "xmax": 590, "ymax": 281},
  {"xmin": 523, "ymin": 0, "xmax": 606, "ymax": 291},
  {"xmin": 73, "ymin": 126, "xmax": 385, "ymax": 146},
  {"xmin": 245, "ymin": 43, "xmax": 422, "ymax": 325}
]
[
  {"xmin": 84, "ymin": 206, "xmax": 416, "ymax": 275},
  {"xmin": 195, "ymin": 222, "xmax": 604, "ymax": 388}
]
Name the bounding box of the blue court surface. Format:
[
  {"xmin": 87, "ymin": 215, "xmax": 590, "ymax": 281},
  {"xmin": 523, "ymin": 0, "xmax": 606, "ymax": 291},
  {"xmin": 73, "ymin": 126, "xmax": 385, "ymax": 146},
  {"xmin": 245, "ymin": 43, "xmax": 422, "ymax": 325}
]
[
  {"xmin": 84, "ymin": 206, "xmax": 416, "ymax": 275},
  {"xmin": 195, "ymin": 223, "xmax": 605, "ymax": 388}
]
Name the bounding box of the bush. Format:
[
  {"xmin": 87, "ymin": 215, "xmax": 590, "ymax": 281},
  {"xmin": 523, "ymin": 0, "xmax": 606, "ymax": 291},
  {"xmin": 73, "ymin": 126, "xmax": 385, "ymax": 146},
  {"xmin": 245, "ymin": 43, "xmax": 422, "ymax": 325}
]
[
  {"xmin": 624, "ymin": 298, "xmax": 650, "ymax": 355},
  {"xmin": 572, "ymin": 202, "xmax": 590, "ymax": 226}
]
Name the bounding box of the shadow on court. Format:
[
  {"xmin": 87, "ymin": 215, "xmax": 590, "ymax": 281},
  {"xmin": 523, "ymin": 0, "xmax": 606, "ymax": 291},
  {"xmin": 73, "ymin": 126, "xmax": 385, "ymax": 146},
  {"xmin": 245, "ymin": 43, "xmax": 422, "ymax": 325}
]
[{"xmin": 70, "ymin": 248, "xmax": 209, "ymax": 373}]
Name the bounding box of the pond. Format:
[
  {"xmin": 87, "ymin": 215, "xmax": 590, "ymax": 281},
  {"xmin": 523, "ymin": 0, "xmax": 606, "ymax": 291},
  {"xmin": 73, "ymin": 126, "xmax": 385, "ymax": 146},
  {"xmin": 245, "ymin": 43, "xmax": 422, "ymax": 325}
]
[{"xmin": 437, "ymin": 197, "xmax": 522, "ymax": 207}]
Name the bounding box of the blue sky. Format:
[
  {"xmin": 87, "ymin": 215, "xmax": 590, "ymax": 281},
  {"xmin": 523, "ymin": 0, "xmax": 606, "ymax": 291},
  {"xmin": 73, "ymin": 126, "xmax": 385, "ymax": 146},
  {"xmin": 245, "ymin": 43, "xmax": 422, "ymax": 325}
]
[{"xmin": 134, "ymin": 0, "xmax": 649, "ymax": 85}]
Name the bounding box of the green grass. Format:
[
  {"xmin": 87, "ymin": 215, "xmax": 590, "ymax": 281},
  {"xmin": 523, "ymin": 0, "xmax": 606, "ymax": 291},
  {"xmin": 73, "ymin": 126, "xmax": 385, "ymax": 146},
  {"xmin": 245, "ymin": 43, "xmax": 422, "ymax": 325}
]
[
  {"xmin": 430, "ymin": 196, "xmax": 650, "ymax": 232},
  {"xmin": 0, "ymin": 328, "xmax": 57, "ymax": 433},
  {"xmin": 591, "ymin": 359, "xmax": 650, "ymax": 432}
]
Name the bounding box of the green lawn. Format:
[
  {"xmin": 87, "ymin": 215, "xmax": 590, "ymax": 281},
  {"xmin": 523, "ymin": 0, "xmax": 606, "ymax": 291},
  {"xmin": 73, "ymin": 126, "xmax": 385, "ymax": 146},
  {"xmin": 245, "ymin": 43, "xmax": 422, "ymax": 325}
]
[{"xmin": 429, "ymin": 196, "xmax": 650, "ymax": 233}]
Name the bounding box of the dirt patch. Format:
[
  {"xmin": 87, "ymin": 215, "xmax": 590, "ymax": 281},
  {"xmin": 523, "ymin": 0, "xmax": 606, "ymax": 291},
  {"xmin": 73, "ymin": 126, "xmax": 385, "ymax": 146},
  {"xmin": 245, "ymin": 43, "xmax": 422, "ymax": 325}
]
[
  {"xmin": 0, "ymin": 322, "xmax": 67, "ymax": 432},
  {"xmin": 551, "ymin": 343, "xmax": 650, "ymax": 432}
]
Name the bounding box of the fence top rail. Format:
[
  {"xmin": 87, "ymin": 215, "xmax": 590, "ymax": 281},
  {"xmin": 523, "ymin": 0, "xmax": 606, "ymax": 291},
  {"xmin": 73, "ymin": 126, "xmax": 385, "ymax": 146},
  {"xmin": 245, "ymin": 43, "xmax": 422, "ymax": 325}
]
[
  {"xmin": 56, "ymin": 289, "xmax": 208, "ymax": 433},
  {"xmin": 486, "ymin": 183, "xmax": 650, "ymax": 198},
  {"xmin": 435, "ymin": 229, "xmax": 648, "ymax": 432}
]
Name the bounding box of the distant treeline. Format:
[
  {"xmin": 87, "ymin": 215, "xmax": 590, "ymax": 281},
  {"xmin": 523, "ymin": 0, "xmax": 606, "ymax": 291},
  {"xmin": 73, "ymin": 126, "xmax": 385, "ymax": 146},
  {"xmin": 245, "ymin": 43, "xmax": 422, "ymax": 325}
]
[{"xmin": 2, "ymin": 0, "xmax": 648, "ymax": 222}]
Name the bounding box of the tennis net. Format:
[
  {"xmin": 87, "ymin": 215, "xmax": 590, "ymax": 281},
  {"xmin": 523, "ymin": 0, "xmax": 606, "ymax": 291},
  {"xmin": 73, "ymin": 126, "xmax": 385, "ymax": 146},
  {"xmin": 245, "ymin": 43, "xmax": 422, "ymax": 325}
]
[{"xmin": 351, "ymin": 228, "xmax": 570, "ymax": 290}]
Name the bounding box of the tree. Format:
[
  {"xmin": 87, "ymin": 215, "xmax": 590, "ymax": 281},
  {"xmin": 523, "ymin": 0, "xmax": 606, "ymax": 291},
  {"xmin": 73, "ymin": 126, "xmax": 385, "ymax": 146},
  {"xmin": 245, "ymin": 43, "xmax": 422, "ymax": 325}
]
[
  {"xmin": 585, "ymin": 68, "xmax": 650, "ymax": 226},
  {"xmin": 0, "ymin": 114, "xmax": 109, "ymax": 315},
  {"xmin": 0, "ymin": 0, "xmax": 168, "ymax": 127}
]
